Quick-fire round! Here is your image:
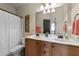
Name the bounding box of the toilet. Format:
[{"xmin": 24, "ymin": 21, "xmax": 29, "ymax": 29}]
[
  {"xmin": 9, "ymin": 45, "xmax": 24, "ymax": 56},
  {"xmin": 8, "ymin": 38, "xmax": 25, "ymax": 56}
]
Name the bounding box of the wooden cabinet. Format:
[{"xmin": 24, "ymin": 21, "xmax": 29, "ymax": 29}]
[
  {"xmin": 25, "ymin": 15, "xmax": 29, "ymax": 32},
  {"xmin": 68, "ymin": 46, "xmax": 79, "ymax": 56},
  {"xmin": 25, "ymin": 38, "xmax": 79, "ymax": 56},
  {"xmin": 39, "ymin": 41, "xmax": 51, "ymax": 56},
  {"xmin": 51, "ymin": 43, "xmax": 68, "ymax": 56},
  {"xmin": 25, "ymin": 38, "xmax": 51, "ymax": 56},
  {"xmin": 25, "ymin": 38, "xmax": 40, "ymax": 56},
  {"xmin": 51, "ymin": 43, "xmax": 79, "ymax": 56}
]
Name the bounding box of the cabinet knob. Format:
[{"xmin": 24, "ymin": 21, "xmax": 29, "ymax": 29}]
[
  {"xmin": 51, "ymin": 45, "xmax": 54, "ymax": 48},
  {"xmin": 43, "ymin": 51, "xmax": 46, "ymax": 54},
  {"xmin": 43, "ymin": 43, "xmax": 46, "ymax": 46},
  {"xmin": 36, "ymin": 42, "xmax": 38, "ymax": 45}
]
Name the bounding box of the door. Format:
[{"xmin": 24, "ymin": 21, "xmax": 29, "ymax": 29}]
[
  {"xmin": 25, "ymin": 15, "xmax": 29, "ymax": 32},
  {"xmin": 43, "ymin": 20, "xmax": 50, "ymax": 33}
]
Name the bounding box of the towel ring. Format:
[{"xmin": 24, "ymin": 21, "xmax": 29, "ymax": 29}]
[{"xmin": 74, "ymin": 14, "xmax": 79, "ymax": 20}]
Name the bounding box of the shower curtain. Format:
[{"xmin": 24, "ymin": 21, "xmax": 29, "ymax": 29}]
[{"xmin": 0, "ymin": 10, "xmax": 22, "ymax": 56}]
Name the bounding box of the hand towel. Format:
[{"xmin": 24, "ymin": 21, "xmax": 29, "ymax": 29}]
[
  {"xmin": 36, "ymin": 26, "xmax": 41, "ymax": 33},
  {"xmin": 72, "ymin": 19, "xmax": 79, "ymax": 35}
]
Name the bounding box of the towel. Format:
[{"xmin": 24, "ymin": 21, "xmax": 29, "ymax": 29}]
[
  {"xmin": 36, "ymin": 26, "xmax": 41, "ymax": 33},
  {"xmin": 63, "ymin": 24, "xmax": 67, "ymax": 32},
  {"xmin": 72, "ymin": 19, "xmax": 79, "ymax": 35}
]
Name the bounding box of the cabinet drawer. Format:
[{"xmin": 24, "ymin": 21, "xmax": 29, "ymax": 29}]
[
  {"xmin": 39, "ymin": 41, "xmax": 51, "ymax": 48},
  {"xmin": 25, "ymin": 39, "xmax": 39, "ymax": 47},
  {"xmin": 41, "ymin": 48, "xmax": 51, "ymax": 56}
]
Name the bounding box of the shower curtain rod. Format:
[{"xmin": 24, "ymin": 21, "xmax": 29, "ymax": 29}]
[{"xmin": 0, "ymin": 8, "xmax": 23, "ymax": 18}]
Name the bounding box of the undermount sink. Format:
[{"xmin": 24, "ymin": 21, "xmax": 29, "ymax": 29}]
[
  {"xmin": 55, "ymin": 38, "xmax": 68, "ymax": 42},
  {"xmin": 54, "ymin": 37, "xmax": 79, "ymax": 43},
  {"xmin": 34, "ymin": 34, "xmax": 79, "ymax": 43}
]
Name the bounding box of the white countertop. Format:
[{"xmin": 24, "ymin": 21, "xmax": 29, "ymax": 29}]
[{"xmin": 25, "ymin": 34, "xmax": 79, "ymax": 47}]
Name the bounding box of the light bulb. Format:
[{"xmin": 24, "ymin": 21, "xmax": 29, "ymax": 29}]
[
  {"xmin": 45, "ymin": 3, "xmax": 49, "ymax": 8},
  {"xmin": 43, "ymin": 10, "xmax": 46, "ymax": 14},
  {"xmin": 47, "ymin": 9, "xmax": 50, "ymax": 13},
  {"xmin": 51, "ymin": 8, "xmax": 55, "ymax": 13},
  {"xmin": 40, "ymin": 4, "xmax": 44, "ymax": 10}
]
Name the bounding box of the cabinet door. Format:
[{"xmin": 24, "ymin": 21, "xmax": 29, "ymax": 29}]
[
  {"xmin": 25, "ymin": 39, "xmax": 40, "ymax": 56},
  {"xmin": 25, "ymin": 15, "xmax": 29, "ymax": 32},
  {"xmin": 51, "ymin": 43, "xmax": 68, "ymax": 56},
  {"xmin": 68, "ymin": 46, "xmax": 79, "ymax": 56}
]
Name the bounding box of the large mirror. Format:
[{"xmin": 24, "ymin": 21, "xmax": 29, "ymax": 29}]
[{"xmin": 35, "ymin": 4, "xmax": 70, "ymax": 35}]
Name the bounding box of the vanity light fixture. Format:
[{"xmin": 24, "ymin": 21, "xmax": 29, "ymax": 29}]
[
  {"xmin": 43, "ymin": 10, "xmax": 46, "ymax": 14},
  {"xmin": 40, "ymin": 3, "xmax": 56, "ymax": 14},
  {"xmin": 51, "ymin": 8, "xmax": 55, "ymax": 13},
  {"xmin": 47, "ymin": 9, "xmax": 50, "ymax": 13},
  {"xmin": 40, "ymin": 3, "xmax": 44, "ymax": 10},
  {"xmin": 45, "ymin": 3, "xmax": 50, "ymax": 8}
]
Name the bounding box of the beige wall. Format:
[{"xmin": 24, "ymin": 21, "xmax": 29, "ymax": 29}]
[
  {"xmin": 0, "ymin": 3, "xmax": 16, "ymax": 14},
  {"xmin": 16, "ymin": 3, "xmax": 41, "ymax": 36}
]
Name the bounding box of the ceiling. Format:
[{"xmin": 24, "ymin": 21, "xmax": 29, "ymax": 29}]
[
  {"xmin": 8, "ymin": 3, "xmax": 28, "ymax": 8},
  {"xmin": 8, "ymin": 3, "xmax": 64, "ymax": 10}
]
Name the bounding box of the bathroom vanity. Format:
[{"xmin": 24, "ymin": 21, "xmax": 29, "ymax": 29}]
[{"xmin": 25, "ymin": 34, "xmax": 79, "ymax": 56}]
